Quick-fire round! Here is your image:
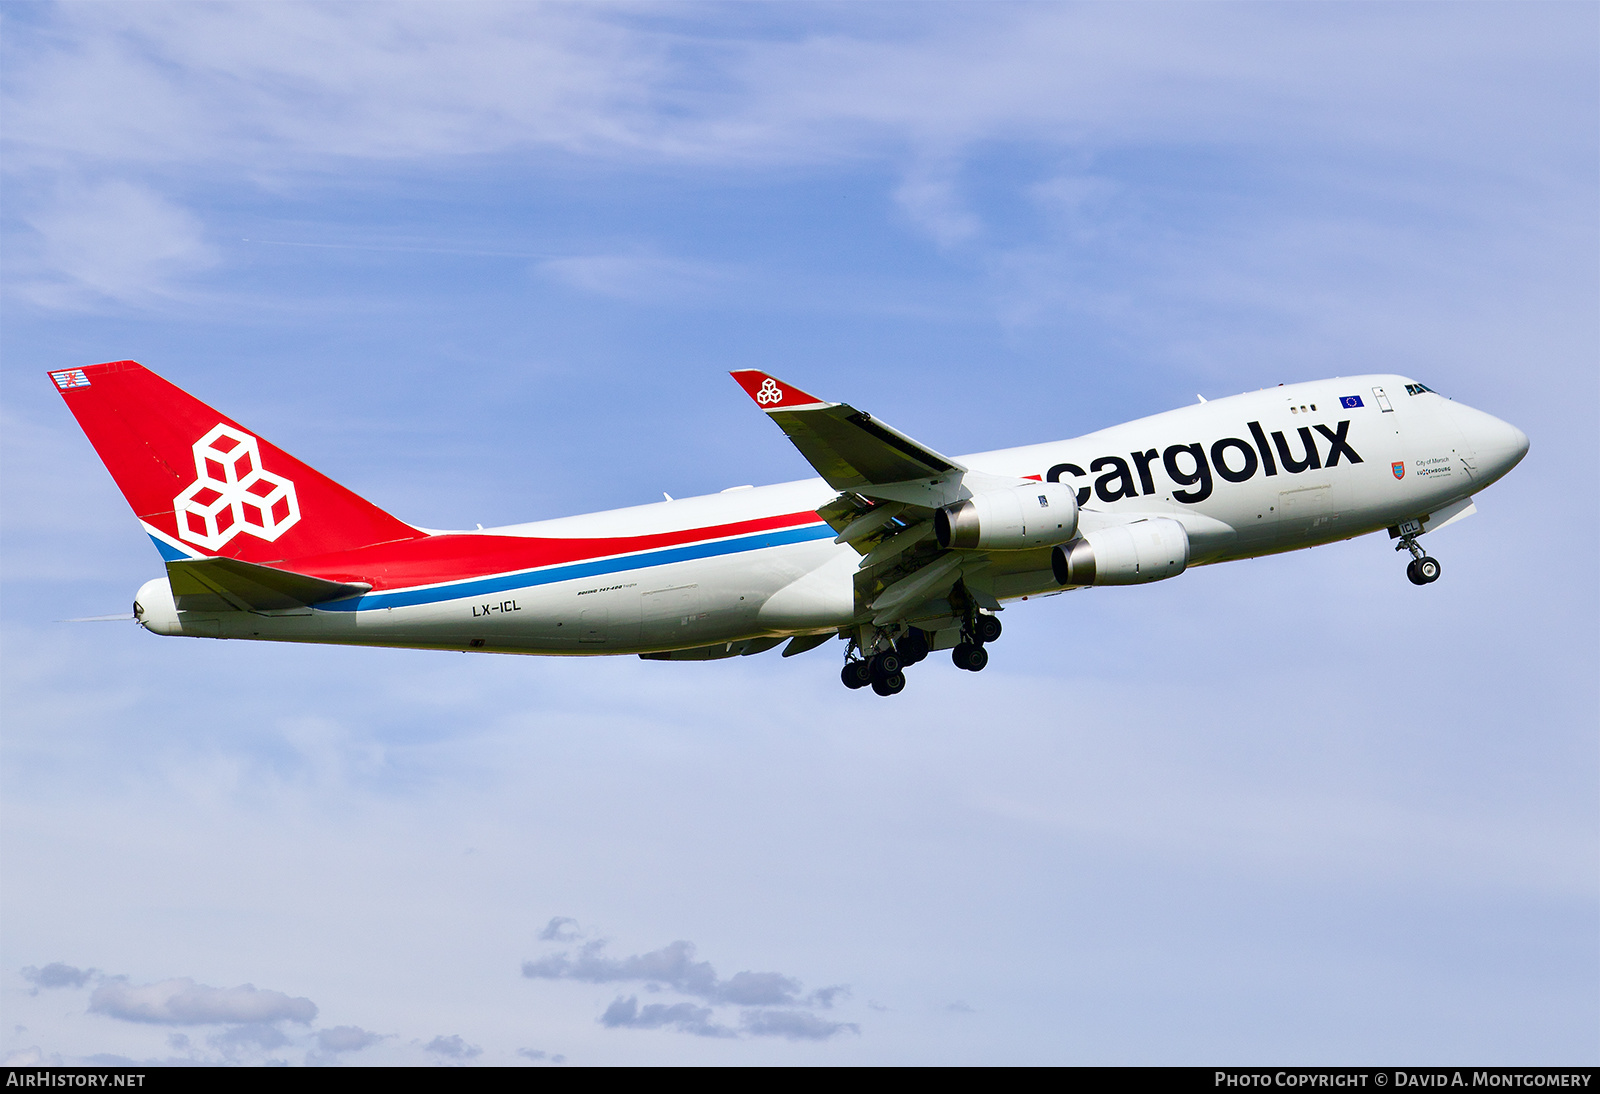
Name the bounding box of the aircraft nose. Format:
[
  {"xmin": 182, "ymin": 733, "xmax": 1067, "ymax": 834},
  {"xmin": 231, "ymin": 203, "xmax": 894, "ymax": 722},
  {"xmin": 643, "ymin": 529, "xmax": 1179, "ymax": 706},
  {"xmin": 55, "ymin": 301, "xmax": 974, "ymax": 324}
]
[{"xmin": 1450, "ymin": 402, "xmax": 1529, "ymax": 482}]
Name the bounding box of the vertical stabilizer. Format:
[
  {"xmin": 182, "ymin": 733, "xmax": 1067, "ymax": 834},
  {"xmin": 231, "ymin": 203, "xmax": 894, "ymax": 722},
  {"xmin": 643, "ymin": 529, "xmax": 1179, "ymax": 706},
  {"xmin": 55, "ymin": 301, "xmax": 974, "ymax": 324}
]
[{"xmin": 50, "ymin": 361, "xmax": 424, "ymax": 563}]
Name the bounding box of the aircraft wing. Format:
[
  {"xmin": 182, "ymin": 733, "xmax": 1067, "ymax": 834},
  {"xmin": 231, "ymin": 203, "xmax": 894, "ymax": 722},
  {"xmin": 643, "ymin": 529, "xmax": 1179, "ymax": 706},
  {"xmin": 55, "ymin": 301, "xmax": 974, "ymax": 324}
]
[
  {"xmin": 166, "ymin": 556, "xmax": 370, "ymax": 613},
  {"xmin": 729, "ymin": 371, "xmax": 966, "ymax": 507},
  {"xmin": 732, "ymin": 371, "xmax": 1032, "ymax": 626}
]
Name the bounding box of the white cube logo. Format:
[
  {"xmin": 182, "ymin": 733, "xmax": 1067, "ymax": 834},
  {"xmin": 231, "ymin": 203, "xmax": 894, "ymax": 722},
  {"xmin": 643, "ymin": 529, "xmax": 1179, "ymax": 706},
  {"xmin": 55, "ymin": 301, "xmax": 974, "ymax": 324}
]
[{"xmin": 173, "ymin": 425, "xmax": 300, "ymax": 549}]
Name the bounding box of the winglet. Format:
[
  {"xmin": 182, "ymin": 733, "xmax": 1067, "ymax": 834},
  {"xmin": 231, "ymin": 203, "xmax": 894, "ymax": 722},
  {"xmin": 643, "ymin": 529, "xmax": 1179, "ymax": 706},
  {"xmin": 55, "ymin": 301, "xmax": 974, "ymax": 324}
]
[{"xmin": 729, "ymin": 370, "xmax": 831, "ymax": 412}]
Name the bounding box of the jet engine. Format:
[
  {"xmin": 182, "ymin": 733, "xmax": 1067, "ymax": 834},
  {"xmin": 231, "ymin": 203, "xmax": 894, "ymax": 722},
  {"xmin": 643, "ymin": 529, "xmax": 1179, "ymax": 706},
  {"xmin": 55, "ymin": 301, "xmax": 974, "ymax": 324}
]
[
  {"xmin": 935, "ymin": 483, "xmax": 1080, "ymax": 551},
  {"xmin": 1051, "ymin": 517, "xmax": 1189, "ymax": 586}
]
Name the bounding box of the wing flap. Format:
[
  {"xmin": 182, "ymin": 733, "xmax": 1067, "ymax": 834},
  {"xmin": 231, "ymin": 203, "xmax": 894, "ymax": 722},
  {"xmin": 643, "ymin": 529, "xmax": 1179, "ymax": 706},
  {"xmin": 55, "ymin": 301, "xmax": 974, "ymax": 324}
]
[
  {"xmin": 833, "ymin": 502, "xmax": 907, "ymax": 545},
  {"xmin": 781, "ymin": 634, "xmax": 833, "ymax": 657},
  {"xmin": 167, "ymin": 556, "xmax": 370, "ymax": 613},
  {"xmin": 869, "ymin": 553, "xmax": 965, "ymax": 623}
]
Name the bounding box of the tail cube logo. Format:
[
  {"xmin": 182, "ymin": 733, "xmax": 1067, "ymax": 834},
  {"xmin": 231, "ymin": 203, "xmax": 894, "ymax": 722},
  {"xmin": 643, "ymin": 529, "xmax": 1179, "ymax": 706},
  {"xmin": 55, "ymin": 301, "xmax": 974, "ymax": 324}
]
[
  {"xmin": 755, "ymin": 377, "xmax": 784, "ymax": 405},
  {"xmin": 173, "ymin": 425, "xmax": 300, "ymax": 549}
]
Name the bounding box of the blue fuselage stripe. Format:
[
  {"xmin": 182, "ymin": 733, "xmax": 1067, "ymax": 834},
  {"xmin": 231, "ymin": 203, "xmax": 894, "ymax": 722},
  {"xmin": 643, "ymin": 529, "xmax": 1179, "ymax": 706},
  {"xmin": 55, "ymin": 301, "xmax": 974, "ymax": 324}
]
[
  {"xmin": 148, "ymin": 534, "xmax": 192, "ymax": 562},
  {"xmin": 316, "ymin": 523, "xmax": 836, "ymax": 612}
]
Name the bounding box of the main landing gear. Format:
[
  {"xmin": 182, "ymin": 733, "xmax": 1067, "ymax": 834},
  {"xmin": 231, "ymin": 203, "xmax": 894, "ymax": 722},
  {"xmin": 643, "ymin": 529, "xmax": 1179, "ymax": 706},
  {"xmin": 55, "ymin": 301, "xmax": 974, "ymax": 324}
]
[
  {"xmin": 840, "ymin": 644, "xmax": 911, "ymax": 696},
  {"xmin": 844, "ymin": 628, "xmax": 930, "ymax": 696},
  {"xmin": 840, "ymin": 611, "xmax": 1001, "ymax": 696},
  {"xmin": 1396, "ymin": 530, "xmax": 1442, "ymax": 586},
  {"xmin": 951, "ymin": 612, "xmax": 999, "ymax": 674}
]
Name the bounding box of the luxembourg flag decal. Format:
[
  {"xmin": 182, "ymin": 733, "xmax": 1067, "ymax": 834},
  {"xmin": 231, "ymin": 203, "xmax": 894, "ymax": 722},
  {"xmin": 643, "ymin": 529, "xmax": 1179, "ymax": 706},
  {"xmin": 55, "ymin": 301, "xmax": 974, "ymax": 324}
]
[{"xmin": 1392, "ymin": 461, "xmax": 1405, "ymax": 480}]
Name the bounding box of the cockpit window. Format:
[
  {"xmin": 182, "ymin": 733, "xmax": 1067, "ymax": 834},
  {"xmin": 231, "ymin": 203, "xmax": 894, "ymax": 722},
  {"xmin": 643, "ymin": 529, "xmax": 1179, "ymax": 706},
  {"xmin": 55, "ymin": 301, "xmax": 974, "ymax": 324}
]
[{"xmin": 1405, "ymin": 383, "xmax": 1438, "ymax": 396}]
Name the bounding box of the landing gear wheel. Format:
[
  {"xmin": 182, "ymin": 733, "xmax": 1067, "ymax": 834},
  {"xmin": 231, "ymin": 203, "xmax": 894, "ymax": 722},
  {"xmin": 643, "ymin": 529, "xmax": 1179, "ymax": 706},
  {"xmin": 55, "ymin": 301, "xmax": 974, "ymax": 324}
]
[
  {"xmin": 1397, "ymin": 531, "xmax": 1440, "ymax": 586},
  {"xmin": 896, "ymin": 628, "xmax": 929, "ymax": 664},
  {"xmin": 952, "ymin": 642, "xmax": 989, "ymax": 672},
  {"xmin": 869, "ymin": 650, "xmax": 903, "ymax": 681},
  {"xmin": 871, "ymin": 671, "xmax": 906, "ymax": 696},
  {"xmin": 841, "ymin": 661, "xmax": 872, "ymax": 689},
  {"xmin": 974, "ymin": 615, "xmax": 1002, "ymax": 644}
]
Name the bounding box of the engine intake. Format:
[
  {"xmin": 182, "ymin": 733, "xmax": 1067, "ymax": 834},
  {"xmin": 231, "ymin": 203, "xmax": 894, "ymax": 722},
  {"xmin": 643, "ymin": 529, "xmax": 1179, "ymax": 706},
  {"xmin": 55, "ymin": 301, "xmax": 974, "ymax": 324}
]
[
  {"xmin": 1051, "ymin": 518, "xmax": 1190, "ymax": 586},
  {"xmin": 935, "ymin": 483, "xmax": 1080, "ymax": 551}
]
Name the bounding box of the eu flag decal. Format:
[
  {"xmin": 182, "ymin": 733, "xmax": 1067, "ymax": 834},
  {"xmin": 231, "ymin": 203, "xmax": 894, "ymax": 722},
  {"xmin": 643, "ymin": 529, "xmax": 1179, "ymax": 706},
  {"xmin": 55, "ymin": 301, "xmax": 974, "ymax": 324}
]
[{"xmin": 1340, "ymin": 395, "xmax": 1364, "ymax": 409}]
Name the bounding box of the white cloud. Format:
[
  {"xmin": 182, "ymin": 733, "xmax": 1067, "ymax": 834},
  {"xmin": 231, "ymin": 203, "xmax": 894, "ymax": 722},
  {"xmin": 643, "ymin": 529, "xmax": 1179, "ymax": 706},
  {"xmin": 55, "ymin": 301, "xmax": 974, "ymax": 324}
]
[
  {"xmin": 315, "ymin": 1026, "xmax": 383, "ymax": 1054},
  {"xmin": 3, "ymin": 5, "xmax": 1583, "ymax": 175},
  {"xmin": 3, "ymin": 5, "xmax": 1586, "ymax": 293},
  {"xmin": 1, "ymin": 4, "xmax": 666, "ymax": 169},
  {"xmin": 740, "ymin": 1009, "xmax": 859, "ymax": 1041},
  {"xmin": 424, "ymin": 1034, "xmax": 481, "ymax": 1059},
  {"xmin": 893, "ymin": 164, "xmax": 981, "ymax": 248},
  {"xmin": 537, "ymin": 917, "xmax": 581, "ymax": 942},
  {"xmin": 600, "ymin": 997, "xmax": 734, "ymax": 1038},
  {"xmin": 537, "ymin": 253, "xmax": 735, "ymax": 302},
  {"xmin": 525, "ymin": 939, "xmax": 801, "ymax": 1006},
  {"xmin": 88, "ymin": 978, "xmax": 317, "ymax": 1026},
  {"xmin": 524, "ymin": 936, "xmax": 856, "ymax": 1041},
  {"xmin": 22, "ymin": 963, "xmax": 95, "ymax": 991},
  {"xmin": 17, "ymin": 181, "xmax": 215, "ymax": 309}
]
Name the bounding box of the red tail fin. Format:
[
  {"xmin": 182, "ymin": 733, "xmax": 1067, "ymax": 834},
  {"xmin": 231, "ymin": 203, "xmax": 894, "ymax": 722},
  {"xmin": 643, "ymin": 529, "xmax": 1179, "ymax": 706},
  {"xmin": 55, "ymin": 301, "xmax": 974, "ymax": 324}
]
[{"xmin": 50, "ymin": 361, "xmax": 424, "ymax": 563}]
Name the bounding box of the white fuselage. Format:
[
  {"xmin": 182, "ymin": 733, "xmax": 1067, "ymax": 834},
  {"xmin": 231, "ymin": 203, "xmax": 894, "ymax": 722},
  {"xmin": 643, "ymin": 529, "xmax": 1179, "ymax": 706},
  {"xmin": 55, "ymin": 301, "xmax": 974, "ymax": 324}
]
[{"xmin": 137, "ymin": 375, "xmax": 1527, "ymax": 655}]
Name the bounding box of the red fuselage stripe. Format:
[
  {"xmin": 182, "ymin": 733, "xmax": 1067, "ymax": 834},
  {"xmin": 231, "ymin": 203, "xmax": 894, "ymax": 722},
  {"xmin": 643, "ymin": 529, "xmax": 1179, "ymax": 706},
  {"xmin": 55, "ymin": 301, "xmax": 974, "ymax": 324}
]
[{"xmin": 276, "ymin": 509, "xmax": 827, "ymax": 591}]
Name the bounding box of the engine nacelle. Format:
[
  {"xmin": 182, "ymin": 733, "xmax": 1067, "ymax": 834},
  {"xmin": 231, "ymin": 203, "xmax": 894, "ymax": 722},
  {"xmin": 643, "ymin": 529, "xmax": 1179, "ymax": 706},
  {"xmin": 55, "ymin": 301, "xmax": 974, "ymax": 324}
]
[
  {"xmin": 1051, "ymin": 518, "xmax": 1190, "ymax": 586},
  {"xmin": 935, "ymin": 483, "xmax": 1080, "ymax": 551}
]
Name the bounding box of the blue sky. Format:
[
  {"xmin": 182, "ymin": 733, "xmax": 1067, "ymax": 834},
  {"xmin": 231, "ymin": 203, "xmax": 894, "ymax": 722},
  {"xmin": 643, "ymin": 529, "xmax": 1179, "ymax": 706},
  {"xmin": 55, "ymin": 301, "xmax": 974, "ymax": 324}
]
[{"xmin": 2, "ymin": 2, "xmax": 1595, "ymax": 1065}]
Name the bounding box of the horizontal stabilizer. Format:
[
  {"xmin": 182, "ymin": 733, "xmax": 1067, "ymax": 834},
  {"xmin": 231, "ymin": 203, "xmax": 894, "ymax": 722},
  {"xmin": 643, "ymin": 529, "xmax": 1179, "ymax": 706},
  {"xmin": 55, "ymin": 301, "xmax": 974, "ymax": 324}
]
[{"xmin": 166, "ymin": 556, "xmax": 370, "ymax": 613}]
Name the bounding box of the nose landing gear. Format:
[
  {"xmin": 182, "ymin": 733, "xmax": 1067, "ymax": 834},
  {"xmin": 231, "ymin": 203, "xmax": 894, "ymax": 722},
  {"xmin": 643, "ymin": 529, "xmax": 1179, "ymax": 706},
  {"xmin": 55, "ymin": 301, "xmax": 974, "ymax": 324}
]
[
  {"xmin": 1397, "ymin": 530, "xmax": 1441, "ymax": 585},
  {"xmin": 1406, "ymin": 556, "xmax": 1441, "ymax": 585}
]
